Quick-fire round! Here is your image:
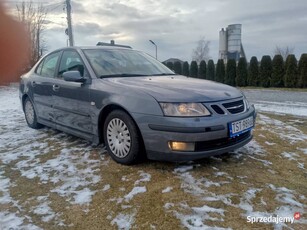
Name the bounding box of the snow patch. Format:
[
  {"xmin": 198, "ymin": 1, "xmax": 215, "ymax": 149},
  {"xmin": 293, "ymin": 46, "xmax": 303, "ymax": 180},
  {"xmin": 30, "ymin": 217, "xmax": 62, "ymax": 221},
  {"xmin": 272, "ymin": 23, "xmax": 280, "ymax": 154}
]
[
  {"xmin": 162, "ymin": 187, "xmax": 173, "ymax": 193},
  {"xmin": 174, "ymin": 165, "xmax": 194, "ymax": 173},
  {"xmin": 102, "ymin": 184, "xmax": 111, "ymax": 191},
  {"xmin": 134, "ymin": 171, "xmax": 151, "ymax": 185},
  {"xmin": 124, "ymin": 186, "xmax": 147, "ymax": 202},
  {"xmin": 111, "ymin": 212, "xmax": 136, "ymax": 230}
]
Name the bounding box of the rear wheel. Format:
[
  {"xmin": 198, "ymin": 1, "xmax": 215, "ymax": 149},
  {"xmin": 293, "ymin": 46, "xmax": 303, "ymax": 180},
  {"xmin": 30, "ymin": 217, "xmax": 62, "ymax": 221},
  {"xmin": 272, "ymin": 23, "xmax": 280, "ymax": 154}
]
[
  {"xmin": 103, "ymin": 110, "xmax": 141, "ymax": 165},
  {"xmin": 24, "ymin": 97, "xmax": 43, "ymax": 129}
]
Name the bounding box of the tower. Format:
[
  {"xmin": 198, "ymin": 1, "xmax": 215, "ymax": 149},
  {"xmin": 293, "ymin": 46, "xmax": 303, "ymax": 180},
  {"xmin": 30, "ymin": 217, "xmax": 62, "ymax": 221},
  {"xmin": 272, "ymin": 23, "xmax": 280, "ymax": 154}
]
[{"xmin": 219, "ymin": 24, "xmax": 246, "ymax": 62}]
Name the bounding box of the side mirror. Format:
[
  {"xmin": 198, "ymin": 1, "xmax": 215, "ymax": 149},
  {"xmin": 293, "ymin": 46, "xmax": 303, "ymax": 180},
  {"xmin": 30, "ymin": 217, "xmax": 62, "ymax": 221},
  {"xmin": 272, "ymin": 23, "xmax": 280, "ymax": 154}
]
[{"xmin": 63, "ymin": 71, "xmax": 86, "ymax": 83}]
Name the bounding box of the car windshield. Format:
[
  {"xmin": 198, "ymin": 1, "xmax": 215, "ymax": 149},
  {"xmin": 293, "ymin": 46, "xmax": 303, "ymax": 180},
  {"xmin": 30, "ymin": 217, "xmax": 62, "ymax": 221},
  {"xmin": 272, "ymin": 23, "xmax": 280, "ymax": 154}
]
[{"xmin": 83, "ymin": 49, "xmax": 175, "ymax": 78}]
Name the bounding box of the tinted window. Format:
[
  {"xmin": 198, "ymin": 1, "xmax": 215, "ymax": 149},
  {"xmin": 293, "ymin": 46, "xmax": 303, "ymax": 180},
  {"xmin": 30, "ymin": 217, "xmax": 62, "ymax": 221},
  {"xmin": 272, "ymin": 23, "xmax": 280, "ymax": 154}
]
[
  {"xmin": 40, "ymin": 51, "xmax": 61, "ymax": 78},
  {"xmin": 58, "ymin": 50, "xmax": 85, "ymax": 78}
]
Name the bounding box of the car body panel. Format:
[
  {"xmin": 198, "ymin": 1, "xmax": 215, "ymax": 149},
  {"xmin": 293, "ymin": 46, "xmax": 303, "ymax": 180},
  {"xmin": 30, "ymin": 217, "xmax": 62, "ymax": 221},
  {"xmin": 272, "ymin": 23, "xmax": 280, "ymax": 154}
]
[{"xmin": 102, "ymin": 75, "xmax": 242, "ymax": 102}]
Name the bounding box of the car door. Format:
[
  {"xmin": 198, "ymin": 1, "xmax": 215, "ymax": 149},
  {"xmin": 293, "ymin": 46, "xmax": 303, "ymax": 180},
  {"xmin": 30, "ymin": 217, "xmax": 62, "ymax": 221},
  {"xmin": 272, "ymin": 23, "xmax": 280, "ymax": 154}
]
[
  {"xmin": 31, "ymin": 51, "xmax": 61, "ymax": 125},
  {"xmin": 52, "ymin": 49, "xmax": 93, "ymax": 136}
]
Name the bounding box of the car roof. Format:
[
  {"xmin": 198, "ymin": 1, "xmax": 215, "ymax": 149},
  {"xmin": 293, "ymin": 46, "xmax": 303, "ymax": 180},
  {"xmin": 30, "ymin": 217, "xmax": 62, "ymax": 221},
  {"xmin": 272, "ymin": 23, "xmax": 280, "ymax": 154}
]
[
  {"xmin": 47, "ymin": 46, "xmax": 137, "ymax": 56},
  {"xmin": 54, "ymin": 46, "xmax": 133, "ymax": 52}
]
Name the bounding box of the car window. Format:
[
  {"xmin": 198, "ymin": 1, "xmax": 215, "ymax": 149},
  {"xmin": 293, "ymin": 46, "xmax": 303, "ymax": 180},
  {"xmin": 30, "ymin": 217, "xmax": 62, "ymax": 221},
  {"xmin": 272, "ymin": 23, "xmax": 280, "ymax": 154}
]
[
  {"xmin": 58, "ymin": 50, "xmax": 85, "ymax": 78},
  {"xmin": 40, "ymin": 51, "xmax": 61, "ymax": 78},
  {"xmin": 83, "ymin": 49, "xmax": 174, "ymax": 78},
  {"xmin": 35, "ymin": 59, "xmax": 44, "ymax": 75}
]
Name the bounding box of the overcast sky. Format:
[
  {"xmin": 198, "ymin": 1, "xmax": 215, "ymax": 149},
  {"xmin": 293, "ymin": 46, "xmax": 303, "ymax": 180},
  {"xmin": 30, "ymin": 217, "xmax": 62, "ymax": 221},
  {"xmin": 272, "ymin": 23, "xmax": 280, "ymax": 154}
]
[{"xmin": 5, "ymin": 0, "xmax": 307, "ymax": 62}]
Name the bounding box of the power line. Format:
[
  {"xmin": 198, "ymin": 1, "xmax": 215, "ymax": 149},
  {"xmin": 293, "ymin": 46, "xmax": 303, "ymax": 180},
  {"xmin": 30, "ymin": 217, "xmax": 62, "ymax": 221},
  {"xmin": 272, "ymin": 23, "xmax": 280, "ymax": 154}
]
[
  {"xmin": 46, "ymin": 2, "xmax": 65, "ymax": 12},
  {"xmin": 5, "ymin": 0, "xmax": 58, "ymax": 4}
]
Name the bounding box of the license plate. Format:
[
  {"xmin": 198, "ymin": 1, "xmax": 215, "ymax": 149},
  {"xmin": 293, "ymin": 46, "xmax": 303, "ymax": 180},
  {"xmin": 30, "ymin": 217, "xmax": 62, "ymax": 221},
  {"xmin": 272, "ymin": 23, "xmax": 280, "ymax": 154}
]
[{"xmin": 229, "ymin": 116, "xmax": 254, "ymax": 137}]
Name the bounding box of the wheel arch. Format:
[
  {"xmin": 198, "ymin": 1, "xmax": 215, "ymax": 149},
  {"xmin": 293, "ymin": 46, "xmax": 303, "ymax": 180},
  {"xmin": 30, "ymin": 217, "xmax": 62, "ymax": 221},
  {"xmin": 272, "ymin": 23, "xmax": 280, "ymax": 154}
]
[
  {"xmin": 97, "ymin": 104, "xmax": 145, "ymax": 151},
  {"xmin": 21, "ymin": 94, "xmax": 29, "ymax": 111}
]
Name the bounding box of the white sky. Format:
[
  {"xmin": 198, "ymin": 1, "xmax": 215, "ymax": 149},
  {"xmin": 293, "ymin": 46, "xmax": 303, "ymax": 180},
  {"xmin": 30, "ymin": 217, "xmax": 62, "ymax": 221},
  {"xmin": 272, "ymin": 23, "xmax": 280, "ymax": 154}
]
[{"xmin": 5, "ymin": 0, "xmax": 307, "ymax": 62}]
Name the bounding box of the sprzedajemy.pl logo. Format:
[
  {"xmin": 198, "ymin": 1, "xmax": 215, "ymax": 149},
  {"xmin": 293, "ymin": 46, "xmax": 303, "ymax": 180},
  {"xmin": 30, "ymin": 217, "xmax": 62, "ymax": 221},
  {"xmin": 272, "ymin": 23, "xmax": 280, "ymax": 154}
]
[{"xmin": 247, "ymin": 212, "xmax": 301, "ymax": 224}]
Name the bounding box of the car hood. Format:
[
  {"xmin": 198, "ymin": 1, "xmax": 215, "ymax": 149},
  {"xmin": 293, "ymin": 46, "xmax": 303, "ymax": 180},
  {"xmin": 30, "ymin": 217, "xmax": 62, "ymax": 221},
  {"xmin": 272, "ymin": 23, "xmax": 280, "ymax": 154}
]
[{"xmin": 103, "ymin": 75, "xmax": 242, "ymax": 102}]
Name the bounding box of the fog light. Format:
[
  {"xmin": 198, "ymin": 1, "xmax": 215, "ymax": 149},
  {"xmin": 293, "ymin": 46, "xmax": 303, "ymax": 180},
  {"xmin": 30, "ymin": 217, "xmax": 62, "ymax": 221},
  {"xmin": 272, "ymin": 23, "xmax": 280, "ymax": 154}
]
[{"xmin": 169, "ymin": 141, "xmax": 195, "ymax": 151}]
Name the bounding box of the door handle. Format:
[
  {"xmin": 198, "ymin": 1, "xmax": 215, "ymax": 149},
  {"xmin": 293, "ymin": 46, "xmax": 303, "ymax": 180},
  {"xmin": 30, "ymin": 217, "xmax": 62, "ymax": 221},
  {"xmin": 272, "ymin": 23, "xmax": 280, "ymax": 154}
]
[{"xmin": 53, "ymin": 84, "xmax": 60, "ymax": 91}]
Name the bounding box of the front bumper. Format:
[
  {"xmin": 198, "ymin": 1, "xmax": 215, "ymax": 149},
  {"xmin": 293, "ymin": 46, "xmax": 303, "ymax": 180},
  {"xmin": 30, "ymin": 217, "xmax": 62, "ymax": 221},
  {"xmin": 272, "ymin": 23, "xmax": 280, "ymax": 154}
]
[{"xmin": 131, "ymin": 105, "xmax": 256, "ymax": 162}]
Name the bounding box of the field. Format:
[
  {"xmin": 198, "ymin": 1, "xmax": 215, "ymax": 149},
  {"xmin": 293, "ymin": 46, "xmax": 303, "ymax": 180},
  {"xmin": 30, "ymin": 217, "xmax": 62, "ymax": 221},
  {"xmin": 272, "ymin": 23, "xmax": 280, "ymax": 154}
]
[{"xmin": 0, "ymin": 86, "xmax": 306, "ymax": 229}]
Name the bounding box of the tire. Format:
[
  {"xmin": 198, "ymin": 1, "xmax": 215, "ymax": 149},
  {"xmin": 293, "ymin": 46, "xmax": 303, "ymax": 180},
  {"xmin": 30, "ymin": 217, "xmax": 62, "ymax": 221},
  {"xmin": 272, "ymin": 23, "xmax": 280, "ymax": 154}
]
[
  {"xmin": 23, "ymin": 97, "xmax": 43, "ymax": 129},
  {"xmin": 103, "ymin": 110, "xmax": 141, "ymax": 165}
]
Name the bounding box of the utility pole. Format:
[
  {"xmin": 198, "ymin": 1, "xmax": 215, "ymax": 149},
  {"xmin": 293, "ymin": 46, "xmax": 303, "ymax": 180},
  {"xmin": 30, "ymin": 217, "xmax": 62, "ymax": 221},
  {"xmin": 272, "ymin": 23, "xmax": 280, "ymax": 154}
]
[{"xmin": 66, "ymin": 0, "xmax": 74, "ymax": 46}]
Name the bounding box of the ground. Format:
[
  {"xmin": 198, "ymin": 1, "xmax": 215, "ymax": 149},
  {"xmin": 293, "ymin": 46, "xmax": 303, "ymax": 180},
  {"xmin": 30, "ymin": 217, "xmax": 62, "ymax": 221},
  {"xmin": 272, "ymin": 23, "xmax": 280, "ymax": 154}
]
[{"xmin": 0, "ymin": 86, "xmax": 306, "ymax": 230}]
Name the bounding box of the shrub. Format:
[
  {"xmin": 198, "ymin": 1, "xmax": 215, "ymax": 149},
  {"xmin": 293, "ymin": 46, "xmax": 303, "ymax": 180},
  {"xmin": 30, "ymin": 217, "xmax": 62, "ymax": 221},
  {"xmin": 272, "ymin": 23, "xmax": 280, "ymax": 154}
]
[
  {"xmin": 206, "ymin": 59, "xmax": 215, "ymax": 81},
  {"xmin": 198, "ymin": 60, "xmax": 206, "ymax": 79},
  {"xmin": 284, "ymin": 54, "xmax": 298, "ymax": 88},
  {"xmin": 248, "ymin": 56, "xmax": 259, "ymax": 86},
  {"xmin": 271, "ymin": 54, "xmax": 284, "ymax": 87},
  {"xmin": 236, "ymin": 57, "xmax": 248, "ymax": 86},
  {"xmin": 190, "ymin": 61, "xmax": 198, "ymax": 78},
  {"xmin": 298, "ymin": 53, "xmax": 307, "ymax": 88},
  {"xmin": 215, "ymin": 59, "xmax": 225, "ymax": 83},
  {"xmin": 225, "ymin": 59, "xmax": 236, "ymax": 86},
  {"xmin": 173, "ymin": 61, "xmax": 182, "ymax": 75},
  {"xmin": 259, "ymin": 55, "xmax": 272, "ymax": 87},
  {"xmin": 182, "ymin": 61, "xmax": 190, "ymax": 76}
]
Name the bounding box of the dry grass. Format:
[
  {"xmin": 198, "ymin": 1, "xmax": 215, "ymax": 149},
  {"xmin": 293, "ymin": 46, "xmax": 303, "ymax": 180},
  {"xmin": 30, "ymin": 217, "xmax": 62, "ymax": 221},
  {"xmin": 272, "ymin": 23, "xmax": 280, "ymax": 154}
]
[{"xmin": 1, "ymin": 112, "xmax": 306, "ymax": 229}]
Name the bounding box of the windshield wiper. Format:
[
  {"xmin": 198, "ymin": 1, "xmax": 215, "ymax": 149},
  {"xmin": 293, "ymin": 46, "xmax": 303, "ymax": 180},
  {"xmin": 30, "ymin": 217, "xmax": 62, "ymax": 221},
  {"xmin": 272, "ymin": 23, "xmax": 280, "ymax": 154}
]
[
  {"xmin": 150, "ymin": 73, "xmax": 176, "ymax": 76},
  {"xmin": 99, "ymin": 73, "xmax": 149, "ymax": 78}
]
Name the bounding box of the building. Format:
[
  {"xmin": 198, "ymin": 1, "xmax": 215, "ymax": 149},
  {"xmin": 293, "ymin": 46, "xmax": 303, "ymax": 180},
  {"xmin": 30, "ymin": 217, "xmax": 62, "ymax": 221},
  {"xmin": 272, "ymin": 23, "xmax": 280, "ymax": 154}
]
[
  {"xmin": 162, "ymin": 58, "xmax": 184, "ymax": 65},
  {"xmin": 219, "ymin": 24, "xmax": 246, "ymax": 62}
]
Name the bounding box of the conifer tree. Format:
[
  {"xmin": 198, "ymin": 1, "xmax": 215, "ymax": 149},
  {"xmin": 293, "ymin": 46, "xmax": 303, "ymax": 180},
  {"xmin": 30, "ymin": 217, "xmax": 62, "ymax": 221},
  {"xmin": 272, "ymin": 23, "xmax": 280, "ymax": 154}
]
[
  {"xmin": 182, "ymin": 61, "xmax": 190, "ymax": 76},
  {"xmin": 225, "ymin": 59, "xmax": 236, "ymax": 86},
  {"xmin": 215, "ymin": 59, "xmax": 225, "ymax": 83},
  {"xmin": 259, "ymin": 55, "xmax": 272, "ymax": 87},
  {"xmin": 248, "ymin": 56, "xmax": 259, "ymax": 86},
  {"xmin": 198, "ymin": 60, "xmax": 206, "ymax": 79},
  {"xmin": 190, "ymin": 61, "xmax": 198, "ymax": 78},
  {"xmin": 236, "ymin": 57, "xmax": 248, "ymax": 86},
  {"xmin": 271, "ymin": 54, "xmax": 284, "ymax": 87},
  {"xmin": 173, "ymin": 61, "xmax": 182, "ymax": 75},
  {"xmin": 207, "ymin": 59, "xmax": 215, "ymax": 80},
  {"xmin": 284, "ymin": 54, "xmax": 298, "ymax": 88}
]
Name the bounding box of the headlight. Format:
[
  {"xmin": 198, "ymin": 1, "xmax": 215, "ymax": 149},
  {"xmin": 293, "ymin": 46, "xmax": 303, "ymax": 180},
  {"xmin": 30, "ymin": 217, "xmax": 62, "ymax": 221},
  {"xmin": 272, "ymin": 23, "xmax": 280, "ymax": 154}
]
[{"xmin": 159, "ymin": 103, "xmax": 211, "ymax": 117}]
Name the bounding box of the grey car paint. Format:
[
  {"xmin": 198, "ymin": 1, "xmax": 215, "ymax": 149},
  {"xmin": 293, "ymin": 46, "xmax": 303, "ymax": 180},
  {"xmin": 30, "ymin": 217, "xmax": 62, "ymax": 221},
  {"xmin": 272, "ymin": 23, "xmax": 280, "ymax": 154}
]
[{"xmin": 20, "ymin": 46, "xmax": 256, "ymax": 162}]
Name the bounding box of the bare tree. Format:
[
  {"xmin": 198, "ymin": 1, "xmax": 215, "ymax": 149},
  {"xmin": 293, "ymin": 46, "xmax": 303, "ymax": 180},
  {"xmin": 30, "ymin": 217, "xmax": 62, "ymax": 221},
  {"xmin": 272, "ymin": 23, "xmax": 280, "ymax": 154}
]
[
  {"xmin": 192, "ymin": 37, "xmax": 210, "ymax": 64},
  {"xmin": 274, "ymin": 45, "xmax": 295, "ymax": 61},
  {"xmin": 16, "ymin": 1, "xmax": 47, "ymax": 68}
]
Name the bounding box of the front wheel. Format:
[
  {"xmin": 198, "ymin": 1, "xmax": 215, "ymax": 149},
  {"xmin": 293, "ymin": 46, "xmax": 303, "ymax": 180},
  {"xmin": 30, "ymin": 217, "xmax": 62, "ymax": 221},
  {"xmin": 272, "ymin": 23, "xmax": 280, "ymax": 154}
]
[
  {"xmin": 23, "ymin": 97, "xmax": 43, "ymax": 129},
  {"xmin": 103, "ymin": 110, "xmax": 141, "ymax": 165}
]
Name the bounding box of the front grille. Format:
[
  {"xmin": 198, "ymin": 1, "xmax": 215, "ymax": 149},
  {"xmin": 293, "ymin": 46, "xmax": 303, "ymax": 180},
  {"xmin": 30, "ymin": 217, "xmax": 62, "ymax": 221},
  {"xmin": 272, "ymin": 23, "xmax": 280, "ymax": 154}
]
[
  {"xmin": 211, "ymin": 105, "xmax": 225, "ymax": 114},
  {"xmin": 222, "ymin": 100, "xmax": 245, "ymax": 114},
  {"xmin": 195, "ymin": 131, "xmax": 250, "ymax": 151}
]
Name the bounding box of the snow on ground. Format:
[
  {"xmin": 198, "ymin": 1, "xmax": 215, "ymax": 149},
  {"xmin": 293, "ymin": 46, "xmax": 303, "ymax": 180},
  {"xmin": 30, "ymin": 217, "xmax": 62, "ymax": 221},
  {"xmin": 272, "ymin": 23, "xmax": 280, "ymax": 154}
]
[
  {"xmin": 0, "ymin": 86, "xmax": 103, "ymax": 227},
  {"xmin": 170, "ymin": 159, "xmax": 307, "ymax": 229},
  {"xmin": 243, "ymin": 89, "xmax": 307, "ymax": 117},
  {"xmin": 109, "ymin": 170, "xmax": 152, "ymax": 229},
  {"xmin": 254, "ymin": 101, "xmax": 307, "ymax": 117},
  {"xmin": 165, "ymin": 111, "xmax": 307, "ymax": 229},
  {"xmin": 258, "ymin": 114, "xmax": 307, "ymax": 144},
  {"xmin": 1, "ymin": 86, "xmax": 306, "ymax": 229},
  {"xmin": 111, "ymin": 212, "xmax": 136, "ymax": 230}
]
